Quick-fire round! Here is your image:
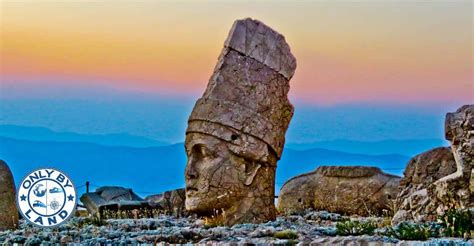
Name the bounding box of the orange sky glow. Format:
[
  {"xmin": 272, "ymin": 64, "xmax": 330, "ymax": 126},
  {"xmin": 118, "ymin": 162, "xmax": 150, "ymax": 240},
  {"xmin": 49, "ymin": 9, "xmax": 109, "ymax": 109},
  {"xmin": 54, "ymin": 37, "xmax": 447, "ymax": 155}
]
[{"xmin": 1, "ymin": 1, "xmax": 472, "ymax": 104}]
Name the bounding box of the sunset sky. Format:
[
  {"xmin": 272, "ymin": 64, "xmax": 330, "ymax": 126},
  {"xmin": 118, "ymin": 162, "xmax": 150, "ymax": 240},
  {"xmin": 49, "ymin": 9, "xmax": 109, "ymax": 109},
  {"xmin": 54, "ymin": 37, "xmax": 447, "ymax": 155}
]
[{"xmin": 2, "ymin": 1, "xmax": 472, "ymax": 105}]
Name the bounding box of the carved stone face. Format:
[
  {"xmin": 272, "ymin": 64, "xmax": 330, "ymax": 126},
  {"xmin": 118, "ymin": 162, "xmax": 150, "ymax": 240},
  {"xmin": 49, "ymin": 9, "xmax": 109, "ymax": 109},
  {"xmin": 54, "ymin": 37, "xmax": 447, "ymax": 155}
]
[{"xmin": 184, "ymin": 132, "xmax": 263, "ymax": 214}]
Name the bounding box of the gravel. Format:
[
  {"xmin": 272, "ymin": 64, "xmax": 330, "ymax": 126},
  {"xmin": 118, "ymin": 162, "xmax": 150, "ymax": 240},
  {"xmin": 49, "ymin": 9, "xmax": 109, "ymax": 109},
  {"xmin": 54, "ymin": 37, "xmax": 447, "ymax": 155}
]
[{"xmin": 0, "ymin": 211, "xmax": 472, "ymax": 245}]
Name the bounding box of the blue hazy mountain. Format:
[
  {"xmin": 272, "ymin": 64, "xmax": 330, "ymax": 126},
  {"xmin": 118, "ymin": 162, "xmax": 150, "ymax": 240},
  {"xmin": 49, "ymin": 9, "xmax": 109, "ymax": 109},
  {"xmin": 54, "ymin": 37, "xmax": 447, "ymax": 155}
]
[
  {"xmin": 0, "ymin": 125, "xmax": 169, "ymax": 148},
  {"xmin": 0, "ymin": 125, "xmax": 444, "ymax": 156},
  {"xmin": 1, "ymin": 95, "xmax": 454, "ymax": 144},
  {"xmin": 0, "ymin": 137, "xmax": 410, "ymax": 198},
  {"xmin": 286, "ymin": 139, "xmax": 447, "ymax": 156}
]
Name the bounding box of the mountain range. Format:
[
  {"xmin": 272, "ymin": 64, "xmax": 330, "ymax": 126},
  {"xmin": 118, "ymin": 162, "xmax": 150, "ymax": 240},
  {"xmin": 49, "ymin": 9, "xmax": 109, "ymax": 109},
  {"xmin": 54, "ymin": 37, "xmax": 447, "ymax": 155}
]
[
  {"xmin": 0, "ymin": 125, "xmax": 445, "ymax": 156},
  {"xmin": 1, "ymin": 134, "xmax": 411, "ymax": 198}
]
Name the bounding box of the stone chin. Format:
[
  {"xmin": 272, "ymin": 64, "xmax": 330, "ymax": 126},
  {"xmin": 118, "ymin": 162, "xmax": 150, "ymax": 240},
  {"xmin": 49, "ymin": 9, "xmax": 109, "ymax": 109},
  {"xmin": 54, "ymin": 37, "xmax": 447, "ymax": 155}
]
[
  {"xmin": 185, "ymin": 192, "xmax": 217, "ymax": 214},
  {"xmin": 184, "ymin": 196, "xmax": 200, "ymax": 212}
]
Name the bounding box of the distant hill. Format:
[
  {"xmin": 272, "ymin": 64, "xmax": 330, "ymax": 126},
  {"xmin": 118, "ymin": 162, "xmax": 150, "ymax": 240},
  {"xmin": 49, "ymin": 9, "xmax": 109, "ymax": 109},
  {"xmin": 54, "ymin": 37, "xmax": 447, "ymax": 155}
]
[
  {"xmin": 286, "ymin": 139, "xmax": 447, "ymax": 156},
  {"xmin": 0, "ymin": 137, "xmax": 410, "ymax": 197},
  {"xmin": 0, "ymin": 125, "xmax": 445, "ymax": 156},
  {"xmin": 0, "ymin": 125, "xmax": 169, "ymax": 148}
]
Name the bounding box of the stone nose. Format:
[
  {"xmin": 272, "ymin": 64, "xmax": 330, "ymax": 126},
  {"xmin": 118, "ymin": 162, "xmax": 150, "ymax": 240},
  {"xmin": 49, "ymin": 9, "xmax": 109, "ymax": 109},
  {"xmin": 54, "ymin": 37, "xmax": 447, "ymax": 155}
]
[{"xmin": 185, "ymin": 157, "xmax": 198, "ymax": 179}]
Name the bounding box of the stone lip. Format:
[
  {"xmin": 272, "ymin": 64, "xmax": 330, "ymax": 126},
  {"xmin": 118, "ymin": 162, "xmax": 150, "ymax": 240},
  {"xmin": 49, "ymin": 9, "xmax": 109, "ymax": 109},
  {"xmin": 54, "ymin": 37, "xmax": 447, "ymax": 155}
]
[{"xmin": 224, "ymin": 18, "xmax": 297, "ymax": 80}]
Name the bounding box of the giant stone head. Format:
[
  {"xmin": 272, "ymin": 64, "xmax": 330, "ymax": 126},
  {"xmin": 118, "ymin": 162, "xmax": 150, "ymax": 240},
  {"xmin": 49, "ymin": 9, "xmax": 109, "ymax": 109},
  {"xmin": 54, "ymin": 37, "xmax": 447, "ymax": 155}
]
[{"xmin": 184, "ymin": 18, "xmax": 296, "ymax": 225}]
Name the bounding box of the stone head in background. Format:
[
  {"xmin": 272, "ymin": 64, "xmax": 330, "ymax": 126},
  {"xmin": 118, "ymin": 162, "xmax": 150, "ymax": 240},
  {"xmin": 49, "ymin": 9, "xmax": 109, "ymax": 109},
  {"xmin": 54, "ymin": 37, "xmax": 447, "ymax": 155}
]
[
  {"xmin": 278, "ymin": 166, "xmax": 401, "ymax": 216},
  {"xmin": 185, "ymin": 18, "xmax": 296, "ymax": 225},
  {"xmin": 0, "ymin": 160, "xmax": 19, "ymax": 231}
]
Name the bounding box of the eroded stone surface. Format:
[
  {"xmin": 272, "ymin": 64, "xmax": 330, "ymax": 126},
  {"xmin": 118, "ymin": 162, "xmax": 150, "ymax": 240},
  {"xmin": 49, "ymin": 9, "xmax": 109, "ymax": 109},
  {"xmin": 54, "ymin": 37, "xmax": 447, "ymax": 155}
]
[
  {"xmin": 145, "ymin": 189, "xmax": 187, "ymax": 217},
  {"xmin": 224, "ymin": 18, "xmax": 297, "ymax": 80},
  {"xmin": 392, "ymin": 105, "xmax": 473, "ymax": 225},
  {"xmin": 392, "ymin": 147, "xmax": 457, "ymax": 224},
  {"xmin": 2, "ymin": 213, "xmax": 471, "ymax": 245},
  {"xmin": 433, "ymin": 105, "xmax": 473, "ymax": 210},
  {"xmin": 80, "ymin": 186, "xmax": 147, "ymax": 217},
  {"xmin": 278, "ymin": 166, "xmax": 401, "ymax": 216},
  {"xmin": 184, "ymin": 18, "xmax": 296, "ymax": 225},
  {"xmin": 0, "ymin": 160, "xmax": 19, "ymax": 231}
]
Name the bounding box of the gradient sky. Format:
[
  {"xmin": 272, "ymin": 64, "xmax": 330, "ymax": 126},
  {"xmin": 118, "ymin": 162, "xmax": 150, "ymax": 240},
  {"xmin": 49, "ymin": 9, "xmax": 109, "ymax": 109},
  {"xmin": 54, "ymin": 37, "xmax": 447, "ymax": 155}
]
[{"xmin": 1, "ymin": 1, "xmax": 472, "ymax": 105}]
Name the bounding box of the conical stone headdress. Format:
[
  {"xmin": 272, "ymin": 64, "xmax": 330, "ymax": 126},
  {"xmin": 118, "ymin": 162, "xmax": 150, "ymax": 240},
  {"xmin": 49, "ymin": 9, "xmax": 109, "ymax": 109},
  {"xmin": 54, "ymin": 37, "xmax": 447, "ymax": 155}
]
[{"xmin": 186, "ymin": 18, "xmax": 296, "ymax": 161}]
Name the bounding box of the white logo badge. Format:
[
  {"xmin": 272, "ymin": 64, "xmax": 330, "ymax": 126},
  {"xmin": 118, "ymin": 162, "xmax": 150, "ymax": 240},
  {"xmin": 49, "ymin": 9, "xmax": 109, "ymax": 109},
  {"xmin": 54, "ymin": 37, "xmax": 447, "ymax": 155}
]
[{"xmin": 17, "ymin": 168, "xmax": 77, "ymax": 227}]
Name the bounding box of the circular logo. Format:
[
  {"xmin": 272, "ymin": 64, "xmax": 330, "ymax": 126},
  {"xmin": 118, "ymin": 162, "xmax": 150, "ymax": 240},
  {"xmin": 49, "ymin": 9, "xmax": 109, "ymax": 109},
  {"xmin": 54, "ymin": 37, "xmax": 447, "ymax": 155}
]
[{"xmin": 17, "ymin": 168, "xmax": 77, "ymax": 227}]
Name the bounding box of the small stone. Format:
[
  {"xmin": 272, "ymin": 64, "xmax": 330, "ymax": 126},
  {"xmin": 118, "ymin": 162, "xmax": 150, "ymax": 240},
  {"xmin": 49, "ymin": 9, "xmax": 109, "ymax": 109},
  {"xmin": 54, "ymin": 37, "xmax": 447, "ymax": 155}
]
[{"xmin": 60, "ymin": 235, "xmax": 73, "ymax": 244}]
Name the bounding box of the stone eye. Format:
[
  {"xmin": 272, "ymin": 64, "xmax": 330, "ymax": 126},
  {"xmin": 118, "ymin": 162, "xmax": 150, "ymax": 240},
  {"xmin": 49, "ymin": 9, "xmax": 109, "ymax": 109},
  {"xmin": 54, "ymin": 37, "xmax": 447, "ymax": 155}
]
[
  {"xmin": 193, "ymin": 144, "xmax": 212, "ymax": 158},
  {"xmin": 200, "ymin": 146, "xmax": 208, "ymax": 156}
]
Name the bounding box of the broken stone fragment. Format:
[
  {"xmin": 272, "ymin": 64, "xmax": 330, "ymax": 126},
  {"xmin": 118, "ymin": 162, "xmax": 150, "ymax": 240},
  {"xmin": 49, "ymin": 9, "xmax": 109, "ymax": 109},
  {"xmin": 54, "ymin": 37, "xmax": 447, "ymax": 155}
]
[
  {"xmin": 224, "ymin": 18, "xmax": 297, "ymax": 80},
  {"xmin": 184, "ymin": 18, "xmax": 296, "ymax": 226},
  {"xmin": 0, "ymin": 160, "xmax": 19, "ymax": 231},
  {"xmin": 277, "ymin": 166, "xmax": 401, "ymax": 216},
  {"xmin": 432, "ymin": 105, "xmax": 473, "ymax": 210},
  {"xmin": 80, "ymin": 186, "xmax": 148, "ymax": 217},
  {"xmin": 145, "ymin": 188, "xmax": 187, "ymax": 217},
  {"xmin": 392, "ymin": 105, "xmax": 473, "ymax": 225},
  {"xmin": 392, "ymin": 147, "xmax": 457, "ymax": 225}
]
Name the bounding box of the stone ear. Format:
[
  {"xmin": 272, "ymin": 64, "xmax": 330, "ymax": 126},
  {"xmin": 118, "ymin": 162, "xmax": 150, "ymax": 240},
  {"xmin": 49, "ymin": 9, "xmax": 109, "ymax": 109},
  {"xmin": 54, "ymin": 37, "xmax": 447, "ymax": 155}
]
[{"xmin": 244, "ymin": 163, "xmax": 261, "ymax": 186}]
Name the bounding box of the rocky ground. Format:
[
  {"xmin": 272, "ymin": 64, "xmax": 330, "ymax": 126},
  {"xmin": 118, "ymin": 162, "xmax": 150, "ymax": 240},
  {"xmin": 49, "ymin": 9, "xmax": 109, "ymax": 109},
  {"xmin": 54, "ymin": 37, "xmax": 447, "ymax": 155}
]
[{"xmin": 0, "ymin": 211, "xmax": 472, "ymax": 245}]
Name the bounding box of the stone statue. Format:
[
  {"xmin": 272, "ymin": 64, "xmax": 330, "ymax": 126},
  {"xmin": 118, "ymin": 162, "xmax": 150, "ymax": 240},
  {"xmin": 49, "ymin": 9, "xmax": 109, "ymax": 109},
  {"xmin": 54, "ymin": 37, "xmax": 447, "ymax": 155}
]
[{"xmin": 184, "ymin": 18, "xmax": 296, "ymax": 225}]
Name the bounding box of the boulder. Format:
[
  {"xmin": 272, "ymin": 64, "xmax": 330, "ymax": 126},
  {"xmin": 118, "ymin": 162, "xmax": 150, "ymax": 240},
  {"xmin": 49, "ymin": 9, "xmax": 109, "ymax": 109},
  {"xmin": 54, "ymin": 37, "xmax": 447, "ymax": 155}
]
[
  {"xmin": 432, "ymin": 105, "xmax": 473, "ymax": 210},
  {"xmin": 0, "ymin": 160, "xmax": 19, "ymax": 230},
  {"xmin": 392, "ymin": 105, "xmax": 473, "ymax": 225},
  {"xmin": 80, "ymin": 186, "xmax": 149, "ymax": 217},
  {"xmin": 145, "ymin": 188, "xmax": 187, "ymax": 217},
  {"xmin": 278, "ymin": 166, "xmax": 401, "ymax": 216},
  {"xmin": 392, "ymin": 147, "xmax": 457, "ymax": 224}
]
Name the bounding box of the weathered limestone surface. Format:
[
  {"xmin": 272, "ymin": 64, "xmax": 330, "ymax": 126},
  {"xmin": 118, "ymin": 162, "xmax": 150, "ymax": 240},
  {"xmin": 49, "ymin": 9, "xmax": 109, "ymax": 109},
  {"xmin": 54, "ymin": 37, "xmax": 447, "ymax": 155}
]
[
  {"xmin": 392, "ymin": 147, "xmax": 457, "ymax": 224},
  {"xmin": 145, "ymin": 188, "xmax": 187, "ymax": 217},
  {"xmin": 185, "ymin": 18, "xmax": 296, "ymax": 225},
  {"xmin": 0, "ymin": 160, "xmax": 19, "ymax": 231},
  {"xmin": 224, "ymin": 18, "xmax": 296, "ymax": 80},
  {"xmin": 392, "ymin": 105, "xmax": 473, "ymax": 225},
  {"xmin": 433, "ymin": 105, "xmax": 473, "ymax": 210},
  {"xmin": 80, "ymin": 186, "xmax": 147, "ymax": 216},
  {"xmin": 277, "ymin": 166, "xmax": 401, "ymax": 216}
]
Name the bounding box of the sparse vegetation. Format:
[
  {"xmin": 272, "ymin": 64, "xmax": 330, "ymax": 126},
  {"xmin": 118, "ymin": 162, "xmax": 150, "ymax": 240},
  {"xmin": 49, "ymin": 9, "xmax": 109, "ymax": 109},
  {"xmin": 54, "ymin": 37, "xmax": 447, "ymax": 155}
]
[
  {"xmin": 335, "ymin": 220, "xmax": 377, "ymax": 236},
  {"xmin": 204, "ymin": 208, "xmax": 227, "ymax": 227},
  {"xmin": 438, "ymin": 209, "xmax": 473, "ymax": 238},
  {"xmin": 382, "ymin": 198, "xmax": 398, "ymax": 218},
  {"xmin": 99, "ymin": 208, "xmax": 164, "ymax": 219},
  {"xmin": 273, "ymin": 230, "xmax": 299, "ymax": 240},
  {"xmin": 72, "ymin": 215, "xmax": 108, "ymax": 228},
  {"xmin": 383, "ymin": 222, "xmax": 438, "ymax": 240}
]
